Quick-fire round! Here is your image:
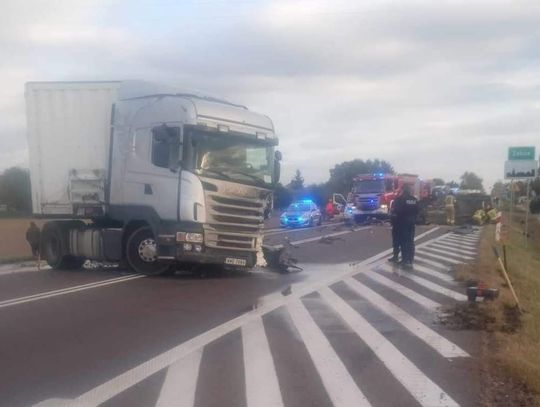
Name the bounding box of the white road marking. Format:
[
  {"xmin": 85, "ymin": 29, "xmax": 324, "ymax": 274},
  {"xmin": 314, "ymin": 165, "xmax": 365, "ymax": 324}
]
[
  {"xmin": 378, "ymin": 264, "xmax": 467, "ymax": 301},
  {"xmin": 72, "ymin": 227, "xmax": 445, "ymax": 405},
  {"xmin": 362, "ymin": 272, "xmax": 441, "ymax": 310},
  {"xmin": 443, "ymin": 239, "xmax": 478, "ymax": 249},
  {"xmin": 242, "ymin": 317, "xmax": 284, "ymax": 407},
  {"xmin": 448, "ymin": 235, "xmax": 479, "ymax": 243},
  {"xmin": 155, "ymin": 349, "xmax": 202, "ymax": 407},
  {"xmin": 421, "ymin": 246, "xmax": 474, "ymax": 261},
  {"xmin": 413, "ymin": 256, "xmax": 451, "ymax": 271},
  {"xmin": 409, "ymin": 263, "xmax": 456, "ymax": 283},
  {"xmin": 416, "ymin": 250, "xmax": 463, "ymax": 265},
  {"xmin": 286, "ymin": 298, "xmax": 371, "ymax": 407},
  {"xmin": 264, "ymin": 222, "xmax": 344, "ymax": 236},
  {"xmin": 318, "ymin": 287, "xmax": 460, "ymax": 407},
  {"xmin": 429, "ymin": 242, "xmax": 476, "ymax": 255},
  {"xmin": 269, "ymin": 227, "xmax": 370, "ymax": 249},
  {"xmin": 0, "ymin": 274, "xmax": 144, "ymax": 309},
  {"xmin": 343, "ymin": 278, "xmax": 468, "ymax": 358}
]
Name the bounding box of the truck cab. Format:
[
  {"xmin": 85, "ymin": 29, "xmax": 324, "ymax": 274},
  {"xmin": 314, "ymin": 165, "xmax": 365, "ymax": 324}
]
[{"xmin": 26, "ymin": 81, "xmax": 280, "ymax": 274}]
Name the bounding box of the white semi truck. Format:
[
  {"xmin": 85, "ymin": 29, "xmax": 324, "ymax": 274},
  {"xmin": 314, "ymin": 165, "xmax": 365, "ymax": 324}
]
[{"xmin": 25, "ymin": 81, "xmax": 281, "ymax": 275}]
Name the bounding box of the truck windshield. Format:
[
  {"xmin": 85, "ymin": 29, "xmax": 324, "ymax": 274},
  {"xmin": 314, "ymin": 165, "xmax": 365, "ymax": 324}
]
[
  {"xmin": 192, "ymin": 131, "xmax": 274, "ymax": 187},
  {"xmin": 352, "ymin": 179, "xmax": 384, "ymax": 193}
]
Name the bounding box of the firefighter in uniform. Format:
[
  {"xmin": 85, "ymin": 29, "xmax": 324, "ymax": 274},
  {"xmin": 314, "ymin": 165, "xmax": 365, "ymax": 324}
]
[
  {"xmin": 392, "ymin": 185, "xmax": 418, "ymax": 269},
  {"xmin": 445, "ymin": 192, "xmax": 456, "ymax": 225}
]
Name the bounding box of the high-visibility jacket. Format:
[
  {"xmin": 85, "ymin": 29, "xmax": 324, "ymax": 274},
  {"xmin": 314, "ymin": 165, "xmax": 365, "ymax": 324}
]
[{"xmin": 445, "ymin": 195, "xmax": 456, "ymax": 206}]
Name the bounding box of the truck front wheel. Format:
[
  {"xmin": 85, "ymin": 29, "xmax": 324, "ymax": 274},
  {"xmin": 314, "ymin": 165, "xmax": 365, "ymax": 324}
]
[{"xmin": 126, "ymin": 226, "xmax": 171, "ymax": 275}]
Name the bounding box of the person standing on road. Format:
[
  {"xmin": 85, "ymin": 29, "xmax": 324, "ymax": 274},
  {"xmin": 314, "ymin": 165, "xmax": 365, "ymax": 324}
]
[
  {"xmin": 388, "ymin": 198, "xmax": 401, "ymax": 263},
  {"xmin": 325, "ymin": 199, "xmax": 334, "ymax": 221},
  {"xmin": 25, "ymin": 222, "xmax": 41, "ymax": 258},
  {"xmin": 445, "ymin": 192, "xmax": 456, "ymax": 225},
  {"xmin": 393, "ymin": 185, "xmax": 418, "ymax": 269}
]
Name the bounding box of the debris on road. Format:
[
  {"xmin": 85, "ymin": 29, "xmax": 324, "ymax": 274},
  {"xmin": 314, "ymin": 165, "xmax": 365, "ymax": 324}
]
[
  {"xmin": 318, "ymin": 235, "xmax": 345, "ymax": 244},
  {"xmin": 261, "ymin": 244, "xmax": 302, "ymax": 273}
]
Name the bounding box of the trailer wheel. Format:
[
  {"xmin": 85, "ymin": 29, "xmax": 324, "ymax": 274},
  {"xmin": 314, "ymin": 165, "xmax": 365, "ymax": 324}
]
[
  {"xmin": 126, "ymin": 226, "xmax": 170, "ymax": 275},
  {"xmin": 41, "ymin": 222, "xmax": 85, "ymax": 270}
]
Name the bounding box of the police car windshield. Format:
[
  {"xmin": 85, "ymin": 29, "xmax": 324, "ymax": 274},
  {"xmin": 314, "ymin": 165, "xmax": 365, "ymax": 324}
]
[
  {"xmin": 353, "ymin": 179, "xmax": 384, "ymax": 193},
  {"xmin": 288, "ymin": 203, "xmax": 311, "ymax": 212}
]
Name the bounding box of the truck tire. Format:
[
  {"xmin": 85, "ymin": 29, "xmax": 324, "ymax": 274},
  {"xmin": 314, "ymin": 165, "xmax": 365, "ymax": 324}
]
[
  {"xmin": 126, "ymin": 226, "xmax": 170, "ymax": 275},
  {"xmin": 41, "ymin": 221, "xmax": 85, "ymax": 270}
]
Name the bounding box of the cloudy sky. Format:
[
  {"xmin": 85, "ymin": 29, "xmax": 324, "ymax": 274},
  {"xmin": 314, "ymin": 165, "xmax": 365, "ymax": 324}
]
[{"xmin": 2, "ymin": 0, "xmax": 540, "ymax": 190}]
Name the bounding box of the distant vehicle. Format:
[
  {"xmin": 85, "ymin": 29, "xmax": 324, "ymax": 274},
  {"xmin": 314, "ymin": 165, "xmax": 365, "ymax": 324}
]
[
  {"xmin": 25, "ymin": 81, "xmax": 281, "ymax": 274},
  {"xmin": 344, "ymin": 173, "xmax": 423, "ymax": 223},
  {"xmin": 280, "ymin": 200, "xmax": 322, "ymax": 227}
]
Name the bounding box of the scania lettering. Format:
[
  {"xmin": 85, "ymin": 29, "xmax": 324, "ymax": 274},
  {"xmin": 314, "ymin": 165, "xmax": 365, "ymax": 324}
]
[{"xmin": 25, "ymin": 81, "xmax": 281, "ymax": 274}]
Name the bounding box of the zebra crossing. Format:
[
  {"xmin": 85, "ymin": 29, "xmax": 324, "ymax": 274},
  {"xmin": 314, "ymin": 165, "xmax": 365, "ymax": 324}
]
[{"xmin": 70, "ymin": 229, "xmax": 481, "ymax": 407}]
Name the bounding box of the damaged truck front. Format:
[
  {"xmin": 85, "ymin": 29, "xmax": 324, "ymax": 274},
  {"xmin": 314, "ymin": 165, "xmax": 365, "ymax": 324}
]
[{"xmin": 26, "ymin": 81, "xmax": 281, "ymax": 274}]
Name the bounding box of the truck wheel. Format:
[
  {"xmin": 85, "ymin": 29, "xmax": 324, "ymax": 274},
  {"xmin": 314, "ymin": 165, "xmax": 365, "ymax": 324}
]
[
  {"xmin": 42, "ymin": 222, "xmax": 85, "ymax": 270},
  {"xmin": 126, "ymin": 226, "xmax": 170, "ymax": 275}
]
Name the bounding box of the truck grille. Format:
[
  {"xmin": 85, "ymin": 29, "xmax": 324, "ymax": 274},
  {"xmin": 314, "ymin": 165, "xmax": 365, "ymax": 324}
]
[{"xmin": 203, "ymin": 192, "xmax": 265, "ymax": 252}]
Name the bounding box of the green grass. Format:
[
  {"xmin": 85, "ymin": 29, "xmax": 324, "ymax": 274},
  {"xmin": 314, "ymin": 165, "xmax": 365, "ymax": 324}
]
[
  {"xmin": 0, "ymin": 256, "xmax": 35, "ymax": 265},
  {"xmin": 498, "ymin": 213, "xmax": 540, "ymax": 397}
]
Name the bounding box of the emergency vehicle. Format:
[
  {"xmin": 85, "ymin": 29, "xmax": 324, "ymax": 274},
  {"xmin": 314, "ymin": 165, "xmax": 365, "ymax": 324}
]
[{"xmin": 344, "ymin": 173, "xmax": 426, "ymax": 223}]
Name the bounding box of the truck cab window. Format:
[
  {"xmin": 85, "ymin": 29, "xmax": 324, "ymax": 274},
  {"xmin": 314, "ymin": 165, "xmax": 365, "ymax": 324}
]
[{"xmin": 151, "ymin": 126, "xmax": 181, "ymax": 169}]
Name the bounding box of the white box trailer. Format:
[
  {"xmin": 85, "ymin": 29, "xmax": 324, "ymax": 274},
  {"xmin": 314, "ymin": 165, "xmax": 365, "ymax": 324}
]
[
  {"xmin": 25, "ymin": 81, "xmax": 280, "ymax": 274},
  {"xmin": 26, "ymin": 81, "xmax": 121, "ymax": 215}
]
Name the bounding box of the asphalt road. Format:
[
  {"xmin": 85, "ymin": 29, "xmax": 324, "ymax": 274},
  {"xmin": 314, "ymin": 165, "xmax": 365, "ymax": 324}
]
[{"xmin": 0, "ymin": 222, "xmax": 482, "ymax": 407}]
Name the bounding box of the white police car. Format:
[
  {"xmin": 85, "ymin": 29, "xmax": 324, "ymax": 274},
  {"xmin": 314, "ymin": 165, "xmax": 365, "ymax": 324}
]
[{"xmin": 280, "ymin": 200, "xmax": 322, "ymax": 228}]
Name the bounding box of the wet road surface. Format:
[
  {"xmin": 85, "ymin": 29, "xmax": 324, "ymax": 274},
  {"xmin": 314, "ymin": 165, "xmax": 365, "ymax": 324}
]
[{"xmin": 0, "ymin": 223, "xmax": 482, "ymax": 407}]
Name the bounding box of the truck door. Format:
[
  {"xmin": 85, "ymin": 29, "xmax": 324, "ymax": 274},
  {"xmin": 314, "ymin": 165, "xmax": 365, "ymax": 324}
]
[
  {"xmin": 124, "ymin": 124, "xmax": 182, "ymax": 221},
  {"xmin": 332, "ymin": 193, "xmax": 347, "ymax": 213}
]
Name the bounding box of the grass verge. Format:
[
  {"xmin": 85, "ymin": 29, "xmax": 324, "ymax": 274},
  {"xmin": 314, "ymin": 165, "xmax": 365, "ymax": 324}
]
[{"xmin": 456, "ymin": 214, "xmax": 540, "ymax": 405}]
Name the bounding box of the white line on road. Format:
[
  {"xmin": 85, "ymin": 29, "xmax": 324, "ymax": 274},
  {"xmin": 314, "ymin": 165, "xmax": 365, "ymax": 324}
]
[
  {"xmin": 73, "ymin": 227, "xmax": 443, "ymax": 406},
  {"xmin": 286, "ymin": 298, "xmax": 371, "ymax": 407},
  {"xmin": 408, "ymin": 263, "xmax": 456, "ymax": 283},
  {"xmin": 429, "ymin": 242, "xmax": 476, "ymax": 255},
  {"xmin": 318, "ymin": 286, "xmax": 460, "ymax": 407},
  {"xmin": 343, "ymin": 278, "xmax": 468, "ymax": 358},
  {"xmin": 378, "ymin": 264, "xmax": 467, "ymax": 301},
  {"xmin": 447, "ymin": 235, "xmax": 479, "ymax": 243},
  {"xmin": 413, "ymin": 256, "xmax": 451, "ymax": 271},
  {"xmin": 361, "ymin": 272, "xmax": 441, "ymax": 310},
  {"xmin": 416, "ymin": 250, "xmax": 464, "ymax": 265},
  {"xmin": 269, "ymin": 227, "xmax": 371, "ymax": 249},
  {"xmin": 0, "ymin": 274, "xmax": 144, "ymax": 309},
  {"xmin": 242, "ymin": 317, "xmax": 284, "ymax": 407},
  {"xmin": 155, "ymin": 349, "xmax": 202, "ymax": 407},
  {"xmin": 264, "ymin": 222, "xmax": 345, "ymax": 236},
  {"xmin": 421, "ymin": 246, "xmax": 474, "ymax": 261}
]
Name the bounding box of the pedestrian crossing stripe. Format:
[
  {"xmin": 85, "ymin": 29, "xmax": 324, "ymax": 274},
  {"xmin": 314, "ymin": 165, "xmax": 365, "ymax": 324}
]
[
  {"xmin": 66, "ymin": 228, "xmax": 479, "ymax": 407},
  {"xmin": 421, "ymin": 246, "xmax": 475, "ymax": 261},
  {"xmin": 416, "ymin": 250, "xmax": 464, "ymax": 265},
  {"xmin": 429, "ymin": 242, "xmax": 476, "ymax": 255}
]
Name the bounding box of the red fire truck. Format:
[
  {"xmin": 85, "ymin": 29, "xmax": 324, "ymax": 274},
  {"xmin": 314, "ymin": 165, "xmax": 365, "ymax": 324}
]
[{"xmin": 344, "ymin": 173, "xmax": 431, "ymax": 223}]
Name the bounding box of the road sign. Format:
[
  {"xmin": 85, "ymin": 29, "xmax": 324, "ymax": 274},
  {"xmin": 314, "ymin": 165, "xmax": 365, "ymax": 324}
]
[
  {"xmin": 504, "ymin": 160, "xmax": 538, "ymax": 179},
  {"xmin": 508, "ymin": 146, "xmax": 535, "ymax": 160}
]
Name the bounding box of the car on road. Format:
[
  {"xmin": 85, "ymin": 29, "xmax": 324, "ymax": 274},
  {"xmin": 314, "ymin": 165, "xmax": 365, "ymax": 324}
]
[{"xmin": 280, "ymin": 200, "xmax": 322, "ymax": 228}]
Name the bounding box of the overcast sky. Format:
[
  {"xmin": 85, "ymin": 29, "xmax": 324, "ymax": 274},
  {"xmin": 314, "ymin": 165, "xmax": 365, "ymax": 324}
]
[{"xmin": 2, "ymin": 0, "xmax": 540, "ymax": 190}]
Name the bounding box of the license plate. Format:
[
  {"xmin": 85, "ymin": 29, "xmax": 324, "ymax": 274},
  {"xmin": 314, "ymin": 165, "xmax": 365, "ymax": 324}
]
[{"xmin": 225, "ymin": 257, "xmax": 247, "ymax": 266}]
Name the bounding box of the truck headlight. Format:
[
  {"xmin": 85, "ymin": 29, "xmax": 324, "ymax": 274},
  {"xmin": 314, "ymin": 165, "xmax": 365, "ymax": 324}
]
[
  {"xmin": 176, "ymin": 232, "xmax": 204, "ymax": 243},
  {"xmin": 185, "ymin": 233, "xmax": 204, "ymax": 243},
  {"xmin": 381, "ymin": 204, "xmax": 388, "ymax": 209}
]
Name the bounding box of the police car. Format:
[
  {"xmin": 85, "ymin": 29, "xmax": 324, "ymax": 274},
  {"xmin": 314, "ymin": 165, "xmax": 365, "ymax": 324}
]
[{"xmin": 280, "ymin": 200, "xmax": 322, "ymax": 228}]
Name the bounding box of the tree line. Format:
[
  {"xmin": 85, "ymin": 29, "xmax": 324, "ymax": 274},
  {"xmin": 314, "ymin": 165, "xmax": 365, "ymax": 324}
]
[{"xmin": 0, "ymin": 167, "xmax": 32, "ymax": 214}]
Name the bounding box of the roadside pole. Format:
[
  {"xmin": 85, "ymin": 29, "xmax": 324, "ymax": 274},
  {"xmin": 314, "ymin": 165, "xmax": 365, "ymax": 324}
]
[
  {"xmin": 524, "ymin": 179, "xmax": 530, "ymax": 248},
  {"xmin": 509, "ymin": 180, "xmax": 514, "ymax": 237}
]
